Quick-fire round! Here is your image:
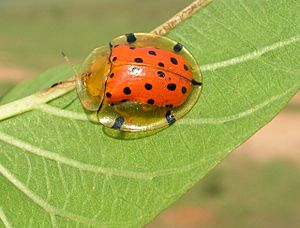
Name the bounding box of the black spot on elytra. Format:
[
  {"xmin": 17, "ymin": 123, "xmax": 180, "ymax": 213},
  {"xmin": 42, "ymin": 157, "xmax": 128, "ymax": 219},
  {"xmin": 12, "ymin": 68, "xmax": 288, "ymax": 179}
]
[
  {"xmin": 125, "ymin": 33, "xmax": 137, "ymax": 43},
  {"xmin": 112, "ymin": 116, "xmax": 125, "ymax": 129},
  {"xmin": 158, "ymin": 62, "xmax": 164, "ymax": 67},
  {"xmin": 110, "ymin": 73, "xmax": 114, "ymax": 78},
  {"xmin": 123, "ymin": 87, "xmax": 131, "ymax": 95},
  {"xmin": 184, "ymin": 64, "xmax": 189, "ymax": 71},
  {"xmin": 147, "ymin": 99, "xmax": 155, "ymax": 105},
  {"xmin": 167, "ymin": 83, "xmax": 176, "ymax": 91},
  {"xmin": 148, "ymin": 50, "xmax": 156, "ymax": 56},
  {"xmin": 170, "ymin": 57, "xmax": 178, "ymax": 65},
  {"xmin": 157, "ymin": 71, "xmax": 165, "ymax": 78},
  {"xmin": 129, "ymin": 46, "xmax": 136, "ymax": 50},
  {"xmin": 112, "ymin": 56, "xmax": 117, "ymax": 62},
  {"xmin": 134, "ymin": 58, "xmax": 143, "ymax": 63},
  {"xmin": 181, "ymin": 86, "xmax": 187, "ymax": 94},
  {"xmin": 173, "ymin": 43, "xmax": 183, "ymax": 52},
  {"xmin": 106, "ymin": 92, "xmax": 112, "ymax": 98},
  {"xmin": 144, "ymin": 83, "xmax": 152, "ymax": 90}
]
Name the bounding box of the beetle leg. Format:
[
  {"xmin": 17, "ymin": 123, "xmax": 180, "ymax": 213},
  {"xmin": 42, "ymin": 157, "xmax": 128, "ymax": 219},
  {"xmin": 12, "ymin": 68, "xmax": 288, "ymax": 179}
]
[{"xmin": 165, "ymin": 109, "xmax": 176, "ymax": 125}]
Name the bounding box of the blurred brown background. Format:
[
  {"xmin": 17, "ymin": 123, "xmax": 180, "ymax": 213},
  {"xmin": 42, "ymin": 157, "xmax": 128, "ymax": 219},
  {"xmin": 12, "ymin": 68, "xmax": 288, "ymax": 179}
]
[{"xmin": 0, "ymin": 1, "xmax": 299, "ymax": 227}]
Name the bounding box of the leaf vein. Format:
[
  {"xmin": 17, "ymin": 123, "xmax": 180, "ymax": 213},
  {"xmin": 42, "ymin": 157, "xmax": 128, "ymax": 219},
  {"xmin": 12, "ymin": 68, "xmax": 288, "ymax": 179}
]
[
  {"xmin": 0, "ymin": 132, "xmax": 152, "ymax": 180},
  {"xmin": 0, "ymin": 207, "xmax": 12, "ymax": 228},
  {"xmin": 202, "ymin": 35, "xmax": 300, "ymax": 71},
  {"xmin": 0, "ymin": 164, "xmax": 100, "ymax": 226},
  {"xmin": 0, "ymin": 164, "xmax": 142, "ymax": 226},
  {"xmin": 179, "ymin": 85, "xmax": 297, "ymax": 125}
]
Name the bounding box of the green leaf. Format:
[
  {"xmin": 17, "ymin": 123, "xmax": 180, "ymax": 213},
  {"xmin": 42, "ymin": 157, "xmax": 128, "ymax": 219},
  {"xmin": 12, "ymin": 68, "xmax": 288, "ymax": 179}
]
[{"xmin": 0, "ymin": 0, "xmax": 299, "ymax": 227}]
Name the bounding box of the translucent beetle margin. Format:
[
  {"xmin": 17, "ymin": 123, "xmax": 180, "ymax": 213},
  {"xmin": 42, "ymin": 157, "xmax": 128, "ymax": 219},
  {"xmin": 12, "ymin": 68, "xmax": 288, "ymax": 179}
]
[{"xmin": 76, "ymin": 33, "xmax": 202, "ymax": 132}]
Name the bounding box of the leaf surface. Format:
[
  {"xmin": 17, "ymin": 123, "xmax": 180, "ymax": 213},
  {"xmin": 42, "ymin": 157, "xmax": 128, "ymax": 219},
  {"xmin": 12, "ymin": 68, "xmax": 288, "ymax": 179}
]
[{"xmin": 0, "ymin": 0, "xmax": 299, "ymax": 227}]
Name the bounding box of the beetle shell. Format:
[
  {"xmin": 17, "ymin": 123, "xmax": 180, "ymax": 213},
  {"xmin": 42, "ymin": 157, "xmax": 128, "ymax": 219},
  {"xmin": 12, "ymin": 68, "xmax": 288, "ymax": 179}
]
[
  {"xmin": 77, "ymin": 33, "xmax": 202, "ymax": 132},
  {"xmin": 106, "ymin": 45, "xmax": 193, "ymax": 107}
]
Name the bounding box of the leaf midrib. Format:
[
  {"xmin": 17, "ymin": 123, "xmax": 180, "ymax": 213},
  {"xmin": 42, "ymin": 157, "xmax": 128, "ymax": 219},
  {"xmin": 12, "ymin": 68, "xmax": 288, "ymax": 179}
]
[{"xmin": 0, "ymin": 34, "xmax": 298, "ymax": 123}]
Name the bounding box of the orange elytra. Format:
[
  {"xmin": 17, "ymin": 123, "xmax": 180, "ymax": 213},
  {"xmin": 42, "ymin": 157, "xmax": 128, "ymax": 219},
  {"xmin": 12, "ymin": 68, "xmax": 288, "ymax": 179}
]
[{"xmin": 77, "ymin": 33, "xmax": 202, "ymax": 132}]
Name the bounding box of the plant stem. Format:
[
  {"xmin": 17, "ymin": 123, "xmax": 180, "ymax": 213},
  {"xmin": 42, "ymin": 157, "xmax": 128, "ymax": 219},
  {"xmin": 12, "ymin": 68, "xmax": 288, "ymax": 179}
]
[{"xmin": 151, "ymin": 0, "xmax": 212, "ymax": 35}]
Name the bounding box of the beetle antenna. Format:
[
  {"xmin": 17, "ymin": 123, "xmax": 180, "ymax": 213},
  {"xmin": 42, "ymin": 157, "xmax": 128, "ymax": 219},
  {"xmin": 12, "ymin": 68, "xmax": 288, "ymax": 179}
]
[{"xmin": 61, "ymin": 51, "xmax": 79, "ymax": 78}]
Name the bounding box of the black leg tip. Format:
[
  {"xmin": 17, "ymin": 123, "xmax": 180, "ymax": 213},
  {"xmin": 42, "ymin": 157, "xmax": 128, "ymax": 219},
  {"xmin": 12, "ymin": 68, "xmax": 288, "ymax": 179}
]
[
  {"xmin": 166, "ymin": 110, "xmax": 176, "ymax": 125},
  {"xmin": 112, "ymin": 116, "xmax": 125, "ymax": 130},
  {"xmin": 125, "ymin": 33, "xmax": 137, "ymax": 43},
  {"xmin": 192, "ymin": 79, "xmax": 203, "ymax": 86},
  {"xmin": 173, "ymin": 43, "xmax": 183, "ymax": 52}
]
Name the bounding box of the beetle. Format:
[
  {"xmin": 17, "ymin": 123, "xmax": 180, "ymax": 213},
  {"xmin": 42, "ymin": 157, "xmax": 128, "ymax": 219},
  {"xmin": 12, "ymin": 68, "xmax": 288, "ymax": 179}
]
[{"xmin": 77, "ymin": 33, "xmax": 202, "ymax": 132}]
